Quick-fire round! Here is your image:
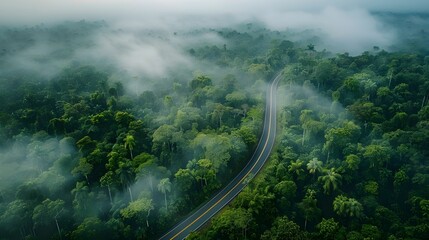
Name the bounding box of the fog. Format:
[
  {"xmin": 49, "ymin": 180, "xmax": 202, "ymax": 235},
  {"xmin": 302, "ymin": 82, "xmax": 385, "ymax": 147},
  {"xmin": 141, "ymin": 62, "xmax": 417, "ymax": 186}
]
[
  {"xmin": 1, "ymin": 0, "xmax": 429, "ymax": 25},
  {"xmin": 0, "ymin": 0, "xmax": 427, "ymax": 87},
  {"xmin": 77, "ymin": 30, "xmax": 191, "ymax": 82},
  {"xmin": 1, "ymin": 1, "xmax": 428, "ymax": 238},
  {"xmin": 0, "ymin": 135, "xmax": 76, "ymax": 199},
  {"xmin": 1, "ymin": 0, "xmax": 428, "ymax": 55}
]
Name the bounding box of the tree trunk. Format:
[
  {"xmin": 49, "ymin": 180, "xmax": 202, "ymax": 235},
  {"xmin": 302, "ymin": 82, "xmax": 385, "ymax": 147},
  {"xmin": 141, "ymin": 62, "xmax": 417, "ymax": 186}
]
[
  {"xmin": 128, "ymin": 186, "xmax": 134, "ymax": 202},
  {"xmin": 164, "ymin": 192, "xmax": 168, "ymax": 211},
  {"xmin": 388, "ymin": 72, "xmax": 393, "ymax": 87},
  {"xmin": 32, "ymin": 224, "xmax": 36, "ymax": 237},
  {"xmin": 168, "ymin": 141, "xmax": 172, "ymax": 153},
  {"xmin": 84, "ymin": 174, "xmax": 89, "ymax": 186},
  {"xmin": 304, "ymin": 215, "xmax": 308, "ymax": 230},
  {"xmin": 55, "ymin": 217, "xmax": 62, "ymax": 240},
  {"xmin": 107, "ymin": 185, "xmax": 113, "ymax": 205},
  {"xmin": 146, "ymin": 209, "xmax": 151, "ymax": 228},
  {"xmin": 149, "ymin": 175, "xmax": 153, "ymax": 191},
  {"xmin": 302, "ymin": 128, "xmax": 306, "ymax": 146},
  {"xmin": 20, "ymin": 228, "xmax": 25, "ymax": 240}
]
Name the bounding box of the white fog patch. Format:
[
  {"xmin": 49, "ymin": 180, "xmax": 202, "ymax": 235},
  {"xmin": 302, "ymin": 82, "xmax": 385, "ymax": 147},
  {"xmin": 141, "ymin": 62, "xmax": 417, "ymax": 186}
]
[
  {"xmin": 1, "ymin": 0, "xmax": 429, "ymax": 25},
  {"xmin": 91, "ymin": 32, "xmax": 191, "ymax": 77},
  {"xmin": 1, "ymin": 0, "xmax": 425, "ymax": 58},
  {"xmin": 6, "ymin": 41, "xmax": 70, "ymax": 78},
  {"xmin": 0, "ymin": 136, "xmax": 77, "ymax": 192},
  {"xmin": 260, "ymin": 7, "xmax": 395, "ymax": 54}
]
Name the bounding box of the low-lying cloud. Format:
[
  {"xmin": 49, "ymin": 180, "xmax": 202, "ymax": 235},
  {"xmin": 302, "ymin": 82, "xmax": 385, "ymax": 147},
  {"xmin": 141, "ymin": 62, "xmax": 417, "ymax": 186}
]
[
  {"xmin": 261, "ymin": 7, "xmax": 395, "ymax": 54},
  {"xmin": 79, "ymin": 31, "xmax": 191, "ymax": 78},
  {"xmin": 0, "ymin": 0, "xmax": 428, "ymax": 89},
  {"xmin": 0, "ymin": 136, "xmax": 76, "ymax": 195},
  {"xmin": 1, "ymin": 0, "xmax": 428, "ymax": 25},
  {"xmin": 3, "ymin": 0, "xmax": 424, "ymax": 55}
]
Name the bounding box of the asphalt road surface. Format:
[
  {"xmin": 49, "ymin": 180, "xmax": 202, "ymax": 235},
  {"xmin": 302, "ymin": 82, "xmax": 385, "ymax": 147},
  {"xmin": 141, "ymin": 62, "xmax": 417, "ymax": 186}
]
[{"xmin": 159, "ymin": 73, "xmax": 281, "ymax": 240}]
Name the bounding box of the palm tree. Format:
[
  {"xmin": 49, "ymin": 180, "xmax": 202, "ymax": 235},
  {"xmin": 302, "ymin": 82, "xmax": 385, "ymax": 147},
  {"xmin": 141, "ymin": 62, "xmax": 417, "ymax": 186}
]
[
  {"xmin": 100, "ymin": 171, "xmax": 116, "ymax": 205},
  {"xmin": 116, "ymin": 161, "xmax": 134, "ymax": 201},
  {"xmin": 136, "ymin": 165, "xmax": 155, "ymax": 192},
  {"xmin": 124, "ymin": 134, "xmax": 136, "ymax": 159},
  {"xmin": 298, "ymin": 189, "xmax": 320, "ymax": 229},
  {"xmin": 288, "ymin": 160, "xmax": 304, "ymax": 177},
  {"xmin": 333, "ymin": 195, "xmax": 363, "ymax": 218},
  {"xmin": 307, "ymin": 158, "xmax": 323, "ymax": 175},
  {"xmin": 300, "ymin": 110, "xmax": 313, "ymax": 145},
  {"xmin": 333, "ymin": 195, "xmax": 348, "ymax": 216},
  {"xmin": 346, "ymin": 198, "xmax": 363, "ymax": 217},
  {"xmin": 158, "ymin": 178, "xmax": 172, "ymax": 210},
  {"xmin": 318, "ymin": 168, "xmax": 342, "ymax": 194}
]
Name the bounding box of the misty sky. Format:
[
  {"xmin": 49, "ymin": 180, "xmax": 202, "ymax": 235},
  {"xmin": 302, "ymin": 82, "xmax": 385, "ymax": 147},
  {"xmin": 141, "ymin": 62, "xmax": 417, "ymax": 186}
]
[
  {"xmin": 1, "ymin": 0, "xmax": 428, "ymax": 25},
  {"xmin": 1, "ymin": 0, "xmax": 428, "ymax": 61}
]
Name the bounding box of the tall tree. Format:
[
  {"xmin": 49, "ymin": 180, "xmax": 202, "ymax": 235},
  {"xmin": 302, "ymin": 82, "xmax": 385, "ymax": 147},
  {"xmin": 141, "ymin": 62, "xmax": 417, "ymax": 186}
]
[
  {"xmin": 116, "ymin": 160, "xmax": 135, "ymax": 201},
  {"xmin": 318, "ymin": 168, "xmax": 342, "ymax": 194},
  {"xmin": 317, "ymin": 218, "xmax": 339, "ymax": 239},
  {"xmin": 288, "ymin": 160, "xmax": 304, "ymax": 178},
  {"xmin": 124, "ymin": 134, "xmax": 136, "ymax": 160},
  {"xmin": 209, "ymin": 208, "xmax": 252, "ymax": 240},
  {"xmin": 363, "ymin": 144, "xmax": 391, "ymax": 168},
  {"xmin": 297, "ymin": 189, "xmax": 321, "ymax": 229},
  {"xmin": 100, "ymin": 171, "xmax": 116, "ymax": 205},
  {"xmin": 32, "ymin": 199, "xmax": 65, "ymax": 240},
  {"xmin": 120, "ymin": 198, "xmax": 154, "ymax": 238},
  {"xmin": 71, "ymin": 217, "xmax": 107, "ymax": 240},
  {"xmin": 158, "ymin": 178, "xmax": 172, "ymax": 210},
  {"xmin": 71, "ymin": 158, "xmax": 93, "ymax": 185},
  {"xmin": 333, "ymin": 195, "xmax": 363, "ymax": 218},
  {"xmin": 261, "ymin": 216, "xmax": 306, "ymax": 240},
  {"xmin": 300, "ymin": 109, "xmax": 314, "ymax": 145},
  {"xmin": 307, "ymin": 157, "xmax": 323, "ymax": 175}
]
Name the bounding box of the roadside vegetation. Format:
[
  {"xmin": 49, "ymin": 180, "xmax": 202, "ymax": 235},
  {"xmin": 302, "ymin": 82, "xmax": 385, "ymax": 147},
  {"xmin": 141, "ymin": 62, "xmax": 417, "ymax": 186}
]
[{"xmin": 0, "ymin": 20, "xmax": 428, "ymax": 240}]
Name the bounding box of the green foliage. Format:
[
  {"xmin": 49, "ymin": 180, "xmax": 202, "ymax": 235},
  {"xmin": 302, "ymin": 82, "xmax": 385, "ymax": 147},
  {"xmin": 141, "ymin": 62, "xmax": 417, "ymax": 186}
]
[
  {"xmin": 307, "ymin": 157, "xmax": 323, "ymax": 175},
  {"xmin": 190, "ymin": 75, "xmax": 212, "ymax": 90},
  {"xmin": 288, "ymin": 159, "xmax": 304, "ymax": 177},
  {"xmin": 1, "ymin": 20, "xmax": 429, "ymax": 240},
  {"xmin": 361, "ymin": 224, "xmax": 381, "ymax": 240},
  {"xmin": 71, "ymin": 217, "xmax": 108, "ymax": 240},
  {"xmin": 297, "ymin": 189, "xmax": 321, "ymax": 229},
  {"xmin": 193, "ymin": 29, "xmax": 429, "ymax": 239},
  {"xmin": 363, "ymin": 143, "xmax": 391, "ymax": 168},
  {"xmin": 124, "ymin": 134, "xmax": 136, "ymax": 159},
  {"xmin": 333, "ymin": 195, "xmax": 363, "ymax": 218},
  {"xmin": 261, "ymin": 216, "xmax": 306, "ymax": 240},
  {"xmin": 157, "ymin": 178, "xmax": 172, "ymax": 210},
  {"xmin": 317, "ymin": 218, "xmax": 339, "ymax": 239},
  {"xmin": 364, "ymin": 181, "xmax": 379, "ymax": 195},
  {"xmin": 120, "ymin": 198, "xmax": 153, "ymax": 222},
  {"xmin": 318, "ymin": 168, "xmax": 342, "ymax": 194},
  {"xmin": 208, "ymin": 208, "xmax": 252, "ymax": 240}
]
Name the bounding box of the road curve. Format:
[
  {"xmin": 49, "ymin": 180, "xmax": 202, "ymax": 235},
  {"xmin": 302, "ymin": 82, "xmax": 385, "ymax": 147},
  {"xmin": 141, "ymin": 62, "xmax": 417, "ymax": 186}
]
[{"xmin": 159, "ymin": 73, "xmax": 281, "ymax": 240}]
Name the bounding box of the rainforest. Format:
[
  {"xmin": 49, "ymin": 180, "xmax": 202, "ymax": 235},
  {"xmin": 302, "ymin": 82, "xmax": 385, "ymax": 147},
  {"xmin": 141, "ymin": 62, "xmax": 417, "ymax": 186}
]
[{"xmin": 0, "ymin": 1, "xmax": 429, "ymax": 240}]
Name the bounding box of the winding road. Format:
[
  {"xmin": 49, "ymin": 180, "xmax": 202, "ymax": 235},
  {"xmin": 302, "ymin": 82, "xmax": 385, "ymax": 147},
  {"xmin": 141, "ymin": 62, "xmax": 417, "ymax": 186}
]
[{"xmin": 159, "ymin": 73, "xmax": 282, "ymax": 240}]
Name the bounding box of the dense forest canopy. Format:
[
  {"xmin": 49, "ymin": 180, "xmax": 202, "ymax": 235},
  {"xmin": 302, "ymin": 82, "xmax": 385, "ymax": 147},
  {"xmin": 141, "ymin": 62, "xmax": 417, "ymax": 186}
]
[{"xmin": 0, "ymin": 8, "xmax": 429, "ymax": 240}]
